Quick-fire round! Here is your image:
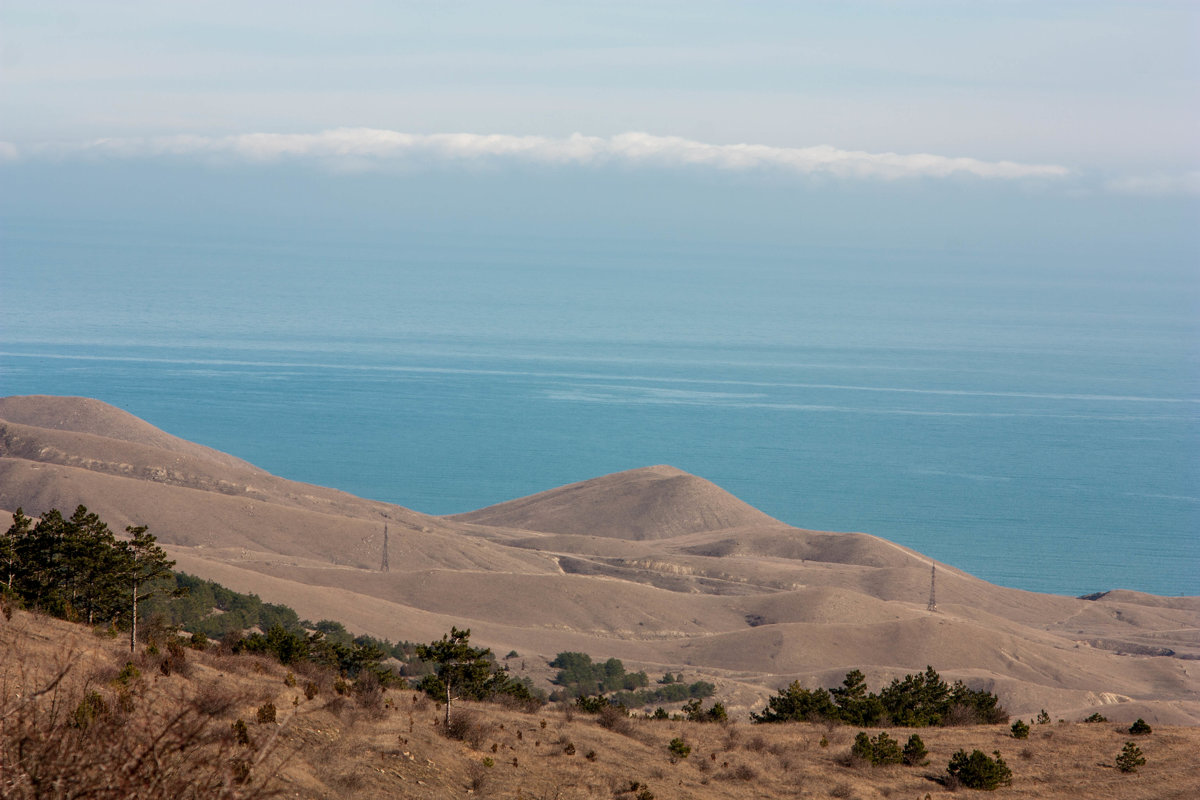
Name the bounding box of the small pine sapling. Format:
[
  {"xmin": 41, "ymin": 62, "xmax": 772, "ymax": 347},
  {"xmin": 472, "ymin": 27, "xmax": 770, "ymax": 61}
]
[
  {"xmin": 256, "ymin": 701, "xmax": 277, "ymax": 725},
  {"xmin": 902, "ymin": 733, "xmax": 928, "ymax": 766},
  {"xmin": 668, "ymin": 737, "xmax": 691, "ymax": 758},
  {"xmin": 1115, "ymin": 741, "xmax": 1145, "ymax": 773}
]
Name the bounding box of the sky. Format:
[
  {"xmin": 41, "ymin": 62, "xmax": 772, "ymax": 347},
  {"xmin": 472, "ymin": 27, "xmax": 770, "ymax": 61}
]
[{"xmin": 0, "ymin": 1, "xmax": 1197, "ymax": 252}]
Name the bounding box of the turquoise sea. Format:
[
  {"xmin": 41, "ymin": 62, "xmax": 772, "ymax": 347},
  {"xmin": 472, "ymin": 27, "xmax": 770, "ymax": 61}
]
[{"xmin": 2, "ymin": 219, "xmax": 1197, "ymax": 597}]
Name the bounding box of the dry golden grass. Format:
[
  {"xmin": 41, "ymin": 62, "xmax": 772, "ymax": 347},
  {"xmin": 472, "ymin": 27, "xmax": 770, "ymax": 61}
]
[{"xmin": 4, "ymin": 609, "xmax": 1198, "ymax": 800}]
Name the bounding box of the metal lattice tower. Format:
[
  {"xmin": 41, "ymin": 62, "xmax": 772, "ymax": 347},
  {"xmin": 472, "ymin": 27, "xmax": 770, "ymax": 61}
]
[
  {"xmin": 380, "ymin": 524, "xmax": 390, "ymax": 573},
  {"xmin": 927, "ymin": 564, "xmax": 937, "ymax": 613}
]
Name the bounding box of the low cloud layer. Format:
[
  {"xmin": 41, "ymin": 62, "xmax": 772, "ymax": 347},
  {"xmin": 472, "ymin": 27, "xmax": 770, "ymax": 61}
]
[{"xmin": 3, "ymin": 128, "xmax": 1070, "ymax": 181}]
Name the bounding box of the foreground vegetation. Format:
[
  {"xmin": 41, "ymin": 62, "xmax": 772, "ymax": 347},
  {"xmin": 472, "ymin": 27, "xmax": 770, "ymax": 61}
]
[
  {"xmin": 3, "ymin": 609, "xmax": 1192, "ymax": 799},
  {"xmin": 2, "ymin": 507, "xmax": 1191, "ymax": 797}
]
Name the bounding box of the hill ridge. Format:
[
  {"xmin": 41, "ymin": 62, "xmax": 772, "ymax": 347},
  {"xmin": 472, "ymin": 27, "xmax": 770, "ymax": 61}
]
[
  {"xmin": 2, "ymin": 394, "xmax": 1198, "ymax": 724},
  {"xmin": 449, "ymin": 464, "xmax": 781, "ymax": 540}
]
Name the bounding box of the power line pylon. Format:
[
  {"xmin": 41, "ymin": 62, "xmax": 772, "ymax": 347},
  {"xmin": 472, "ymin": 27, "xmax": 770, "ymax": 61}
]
[
  {"xmin": 927, "ymin": 563, "xmax": 937, "ymax": 613},
  {"xmin": 380, "ymin": 524, "xmax": 390, "ymax": 573}
]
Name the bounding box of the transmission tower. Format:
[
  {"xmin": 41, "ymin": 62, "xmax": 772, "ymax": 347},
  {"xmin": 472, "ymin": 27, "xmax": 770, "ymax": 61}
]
[
  {"xmin": 927, "ymin": 564, "xmax": 937, "ymax": 613},
  {"xmin": 380, "ymin": 524, "xmax": 390, "ymax": 573}
]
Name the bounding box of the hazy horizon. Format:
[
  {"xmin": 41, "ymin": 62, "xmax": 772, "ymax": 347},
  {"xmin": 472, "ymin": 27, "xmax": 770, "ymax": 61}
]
[{"xmin": 2, "ymin": 1, "xmax": 1197, "ymax": 596}]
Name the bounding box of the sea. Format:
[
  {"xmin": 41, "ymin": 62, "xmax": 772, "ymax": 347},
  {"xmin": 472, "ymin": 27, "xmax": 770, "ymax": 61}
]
[{"xmin": 2, "ymin": 219, "xmax": 1197, "ymax": 597}]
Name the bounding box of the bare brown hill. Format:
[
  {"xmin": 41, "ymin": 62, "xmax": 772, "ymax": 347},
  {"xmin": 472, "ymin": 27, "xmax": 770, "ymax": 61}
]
[
  {"xmin": 449, "ymin": 464, "xmax": 780, "ymax": 540},
  {"xmin": 2, "ymin": 395, "xmax": 1199, "ymax": 725}
]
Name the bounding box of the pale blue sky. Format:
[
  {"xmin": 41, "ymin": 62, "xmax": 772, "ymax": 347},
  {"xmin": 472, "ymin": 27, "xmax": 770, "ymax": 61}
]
[
  {"xmin": 0, "ymin": 1, "xmax": 1197, "ymax": 259},
  {"xmin": 2, "ymin": 1, "xmax": 1196, "ymax": 177}
]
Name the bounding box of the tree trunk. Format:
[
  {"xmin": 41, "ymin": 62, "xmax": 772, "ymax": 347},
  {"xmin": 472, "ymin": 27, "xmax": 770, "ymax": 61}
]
[
  {"xmin": 130, "ymin": 578, "xmax": 137, "ymax": 654},
  {"xmin": 445, "ymin": 680, "xmax": 451, "ymax": 726}
]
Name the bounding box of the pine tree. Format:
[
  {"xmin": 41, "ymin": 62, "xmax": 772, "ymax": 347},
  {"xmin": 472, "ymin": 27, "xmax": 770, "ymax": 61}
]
[
  {"xmin": 416, "ymin": 627, "xmax": 495, "ymax": 725},
  {"xmin": 14, "ymin": 508, "xmax": 70, "ymax": 614},
  {"xmin": 0, "ymin": 508, "xmax": 31, "ymax": 593},
  {"xmin": 832, "ymin": 669, "xmax": 884, "ymax": 726},
  {"xmin": 119, "ymin": 525, "xmax": 176, "ymax": 653},
  {"xmin": 1115, "ymin": 741, "xmax": 1145, "ymax": 773},
  {"xmin": 750, "ymin": 681, "xmax": 838, "ymax": 723},
  {"xmin": 61, "ymin": 506, "xmax": 126, "ymax": 626}
]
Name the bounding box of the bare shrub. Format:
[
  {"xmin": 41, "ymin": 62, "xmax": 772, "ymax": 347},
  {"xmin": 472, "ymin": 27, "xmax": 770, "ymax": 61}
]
[
  {"xmin": 217, "ymin": 631, "xmax": 243, "ymax": 656},
  {"xmin": 766, "ymin": 741, "xmax": 791, "ymax": 757},
  {"xmin": 943, "ymin": 702, "xmax": 983, "ymax": 726},
  {"xmin": 596, "ymin": 705, "xmax": 635, "ymax": 736},
  {"xmin": 208, "ymin": 653, "xmax": 246, "ymax": 675},
  {"xmin": 715, "ymin": 763, "xmax": 758, "ymax": 782},
  {"xmin": 330, "ymin": 771, "xmax": 365, "ymax": 792},
  {"xmin": 71, "ymin": 690, "xmax": 109, "ymax": 729},
  {"xmin": 292, "ymin": 661, "xmax": 336, "ymax": 695},
  {"xmin": 194, "ymin": 683, "xmax": 237, "ymax": 717},
  {"xmin": 353, "ymin": 671, "xmax": 384, "ymax": 718},
  {"xmin": 466, "ymin": 761, "xmax": 490, "ymax": 793},
  {"xmin": 722, "ymin": 725, "xmax": 741, "ymax": 750},
  {"xmin": 744, "ymin": 734, "xmax": 767, "ymax": 752},
  {"xmin": 0, "ymin": 663, "xmax": 282, "ymax": 799},
  {"xmin": 162, "ymin": 638, "xmax": 191, "ymax": 677},
  {"xmin": 323, "ymin": 696, "xmax": 350, "ymax": 717},
  {"xmin": 444, "ymin": 710, "xmax": 490, "ymax": 749}
]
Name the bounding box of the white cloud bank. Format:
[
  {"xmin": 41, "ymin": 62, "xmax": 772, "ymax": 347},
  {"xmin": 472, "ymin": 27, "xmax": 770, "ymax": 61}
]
[{"xmin": 5, "ymin": 128, "xmax": 1070, "ymax": 181}]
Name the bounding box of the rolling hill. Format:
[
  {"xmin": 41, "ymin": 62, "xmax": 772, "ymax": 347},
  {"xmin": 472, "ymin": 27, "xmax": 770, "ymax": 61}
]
[{"xmin": 2, "ymin": 395, "xmax": 1198, "ymax": 724}]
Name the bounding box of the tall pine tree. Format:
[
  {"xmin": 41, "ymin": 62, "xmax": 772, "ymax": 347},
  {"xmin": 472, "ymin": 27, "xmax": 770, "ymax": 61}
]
[{"xmin": 120, "ymin": 525, "xmax": 175, "ymax": 653}]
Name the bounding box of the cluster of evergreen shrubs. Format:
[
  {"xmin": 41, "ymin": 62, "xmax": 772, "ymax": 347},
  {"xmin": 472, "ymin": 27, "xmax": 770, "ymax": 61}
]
[
  {"xmin": 549, "ymin": 651, "xmax": 651, "ymax": 698},
  {"xmin": 751, "ymin": 666, "xmax": 1007, "ymax": 726},
  {"xmin": 946, "ymin": 749, "xmax": 1013, "ymax": 789},
  {"xmin": 849, "ymin": 731, "xmax": 1014, "ymax": 790},
  {"xmin": 144, "ymin": 572, "xmax": 306, "ymax": 639},
  {"xmin": 850, "ymin": 730, "xmax": 928, "ymax": 766},
  {"xmin": 549, "ymin": 651, "xmax": 714, "ymax": 707}
]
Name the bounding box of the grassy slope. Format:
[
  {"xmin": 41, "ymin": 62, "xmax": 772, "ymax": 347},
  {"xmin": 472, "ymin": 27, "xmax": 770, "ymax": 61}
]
[{"xmin": 3, "ymin": 609, "xmax": 1197, "ymax": 800}]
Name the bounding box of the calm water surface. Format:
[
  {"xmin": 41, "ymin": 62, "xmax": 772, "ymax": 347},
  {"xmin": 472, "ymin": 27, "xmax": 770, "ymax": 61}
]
[{"xmin": 2, "ymin": 221, "xmax": 1196, "ymax": 596}]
